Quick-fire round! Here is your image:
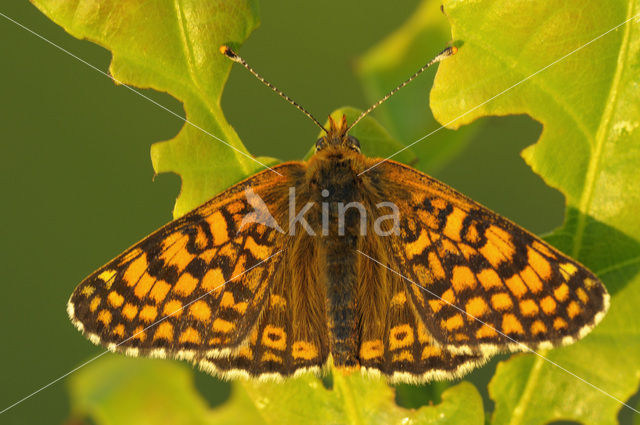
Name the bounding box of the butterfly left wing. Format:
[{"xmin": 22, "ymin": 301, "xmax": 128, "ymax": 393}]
[
  {"xmin": 68, "ymin": 163, "xmax": 301, "ymax": 361},
  {"xmin": 367, "ymin": 160, "xmax": 609, "ymax": 356}
]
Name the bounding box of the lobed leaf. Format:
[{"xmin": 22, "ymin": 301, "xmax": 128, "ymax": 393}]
[{"xmin": 432, "ymin": 1, "xmax": 640, "ymax": 424}]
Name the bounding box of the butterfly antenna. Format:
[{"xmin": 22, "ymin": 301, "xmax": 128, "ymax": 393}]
[
  {"xmin": 220, "ymin": 45, "xmax": 328, "ymax": 133},
  {"xmin": 346, "ymin": 46, "xmax": 458, "ymax": 133}
]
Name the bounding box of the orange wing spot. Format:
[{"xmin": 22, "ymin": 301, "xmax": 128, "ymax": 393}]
[
  {"xmin": 212, "ymin": 318, "xmax": 235, "ymax": 333},
  {"xmin": 97, "ymin": 309, "xmax": 112, "ymax": 327},
  {"xmin": 428, "ymin": 252, "xmax": 446, "ymax": 280},
  {"xmin": 98, "ymin": 269, "xmax": 117, "ymax": 285},
  {"xmin": 359, "ymin": 340, "xmax": 384, "ymax": 360},
  {"xmin": 162, "ymin": 299, "xmax": 183, "ymax": 317},
  {"xmin": 209, "ymin": 211, "xmax": 230, "ymax": 246},
  {"xmin": 201, "ymin": 268, "xmax": 225, "ymax": 292},
  {"xmin": 194, "ymin": 226, "xmax": 209, "ymax": 251},
  {"xmin": 389, "ymin": 324, "xmax": 414, "ymax": 349},
  {"xmin": 189, "ymin": 300, "xmax": 212, "ymax": 322},
  {"xmin": 149, "ymin": 281, "xmax": 171, "ymax": 304},
  {"xmin": 417, "ymin": 322, "xmax": 431, "ymax": 343},
  {"xmin": 480, "ymin": 242, "xmax": 505, "ymax": 268},
  {"xmin": 122, "ymin": 303, "xmax": 138, "ymax": 320},
  {"xmin": 231, "ymin": 255, "xmax": 247, "ymax": 281},
  {"xmin": 465, "ymin": 223, "xmax": 481, "ymax": 244},
  {"xmin": 532, "ymin": 241, "xmax": 557, "ymax": 259},
  {"xmin": 391, "ymin": 291, "xmax": 407, "ymax": 306},
  {"xmin": 576, "ymin": 288, "xmax": 589, "ymax": 304},
  {"xmin": 134, "ymin": 272, "xmax": 155, "ymax": 299},
  {"xmin": 226, "ymin": 201, "xmax": 245, "ymax": 214},
  {"xmin": 153, "ymin": 321, "xmax": 174, "ymax": 341},
  {"xmin": 520, "ymin": 266, "xmax": 543, "ymax": 293},
  {"xmin": 261, "ymin": 351, "xmax": 283, "ymax": 364},
  {"xmin": 531, "ymin": 320, "xmax": 547, "ymax": 335},
  {"xmin": 80, "ymin": 285, "xmax": 95, "ymax": 297},
  {"xmin": 120, "ymin": 247, "xmax": 143, "ymax": 264},
  {"xmin": 112, "ymin": 323, "xmax": 125, "ymax": 338},
  {"xmin": 173, "ymin": 273, "xmax": 198, "ymax": 297},
  {"xmin": 421, "ymin": 345, "xmax": 442, "ymax": 359},
  {"xmin": 179, "ymin": 327, "xmax": 201, "ymax": 344},
  {"xmin": 502, "ymin": 313, "xmax": 524, "ymax": 334},
  {"xmin": 505, "ymin": 274, "xmax": 528, "ymax": 298},
  {"xmin": 519, "ymin": 299, "xmax": 539, "ymax": 317},
  {"xmin": 405, "ymin": 229, "xmax": 430, "ymax": 259},
  {"xmin": 442, "ymin": 207, "xmax": 466, "ymax": 241},
  {"xmin": 139, "ymin": 305, "xmax": 158, "ymax": 323},
  {"xmin": 431, "ymin": 198, "xmax": 447, "ymax": 210},
  {"xmin": 170, "ymin": 250, "xmax": 196, "ymax": 274},
  {"xmin": 476, "ymin": 323, "xmax": 498, "ymax": 338},
  {"xmin": 528, "ymin": 247, "xmax": 552, "ymax": 281},
  {"xmin": 219, "ymin": 291, "xmax": 247, "ymax": 313},
  {"xmin": 107, "ymin": 290, "xmax": 124, "ymax": 308},
  {"xmin": 441, "ymin": 314, "xmax": 464, "ymax": 332},
  {"xmin": 440, "ymin": 239, "xmax": 459, "ymax": 255},
  {"xmin": 553, "ymin": 317, "xmax": 568, "ymax": 330},
  {"xmin": 199, "ymin": 249, "xmax": 218, "ymax": 264},
  {"xmin": 567, "ymin": 301, "xmax": 582, "ymax": 319},
  {"xmin": 245, "ymin": 236, "xmax": 270, "ymax": 260},
  {"xmin": 458, "ymin": 243, "xmax": 476, "ymax": 261},
  {"xmin": 540, "ymin": 296, "xmax": 557, "ymax": 315},
  {"xmin": 559, "ymin": 263, "xmax": 578, "ymax": 279},
  {"xmin": 466, "ymin": 296, "xmax": 489, "ymax": 318},
  {"xmin": 392, "ymin": 350, "xmax": 414, "ymax": 363},
  {"xmin": 491, "ymin": 293, "xmax": 513, "ymax": 311},
  {"xmin": 123, "ymin": 253, "xmax": 148, "ymax": 287},
  {"xmin": 89, "ymin": 296, "xmax": 101, "ymax": 313},
  {"xmin": 292, "ymin": 341, "xmax": 319, "ymax": 360},
  {"xmin": 262, "ymin": 325, "xmax": 287, "ymax": 351},
  {"xmin": 132, "ymin": 326, "xmax": 146, "ymax": 342},
  {"xmin": 270, "ymin": 294, "xmax": 287, "ymax": 308},
  {"xmin": 477, "ymin": 268, "xmax": 503, "ymax": 290},
  {"xmin": 237, "ymin": 346, "xmax": 253, "ymax": 360},
  {"xmin": 451, "ymin": 265, "xmax": 477, "ymax": 292},
  {"xmin": 488, "ymin": 226, "xmax": 516, "ymax": 258},
  {"xmin": 429, "ymin": 288, "xmax": 456, "ymax": 313},
  {"xmin": 554, "ymin": 283, "xmax": 569, "ymax": 302},
  {"xmin": 454, "ymin": 333, "xmax": 469, "ymax": 341},
  {"xmin": 412, "ymin": 264, "xmax": 433, "ymax": 285}
]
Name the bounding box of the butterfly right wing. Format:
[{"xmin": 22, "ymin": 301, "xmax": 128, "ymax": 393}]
[{"xmin": 68, "ymin": 162, "xmax": 303, "ymax": 361}]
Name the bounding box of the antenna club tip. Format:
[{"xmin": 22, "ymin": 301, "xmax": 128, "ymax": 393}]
[
  {"xmin": 450, "ymin": 46, "xmax": 458, "ymax": 55},
  {"xmin": 219, "ymin": 45, "xmax": 238, "ymax": 60}
]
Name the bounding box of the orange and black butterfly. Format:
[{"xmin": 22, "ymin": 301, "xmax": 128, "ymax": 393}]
[{"xmin": 68, "ymin": 46, "xmax": 609, "ymax": 383}]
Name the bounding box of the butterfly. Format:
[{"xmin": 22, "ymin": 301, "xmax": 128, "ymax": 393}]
[{"xmin": 68, "ymin": 46, "xmax": 609, "ymax": 383}]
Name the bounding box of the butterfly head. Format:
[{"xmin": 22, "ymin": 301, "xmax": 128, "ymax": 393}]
[{"xmin": 315, "ymin": 115, "xmax": 360, "ymax": 153}]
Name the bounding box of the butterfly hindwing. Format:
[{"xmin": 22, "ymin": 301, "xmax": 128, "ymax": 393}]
[
  {"xmin": 68, "ymin": 163, "xmax": 302, "ymax": 361},
  {"xmin": 375, "ymin": 160, "xmax": 609, "ymax": 355}
]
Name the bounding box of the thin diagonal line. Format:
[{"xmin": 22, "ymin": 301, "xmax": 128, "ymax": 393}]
[
  {"xmin": 358, "ymin": 13, "xmax": 640, "ymax": 176},
  {"xmin": 0, "ymin": 249, "xmax": 284, "ymax": 415},
  {"xmin": 0, "ymin": 11, "xmax": 282, "ymax": 177},
  {"xmin": 356, "ymin": 249, "xmax": 639, "ymax": 415}
]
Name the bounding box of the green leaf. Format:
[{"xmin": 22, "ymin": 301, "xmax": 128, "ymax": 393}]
[
  {"xmin": 432, "ymin": 1, "xmax": 640, "ymax": 424},
  {"xmin": 30, "ymin": 0, "xmax": 268, "ymax": 218},
  {"xmin": 356, "ymin": 0, "xmax": 481, "ymax": 173},
  {"xmin": 68, "ymin": 357, "xmax": 485, "ymax": 425}
]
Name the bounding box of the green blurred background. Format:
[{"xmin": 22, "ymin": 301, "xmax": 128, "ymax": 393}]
[{"xmin": 1, "ymin": 1, "xmax": 562, "ymax": 423}]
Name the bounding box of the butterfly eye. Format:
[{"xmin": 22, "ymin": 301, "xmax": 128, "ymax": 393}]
[
  {"xmin": 346, "ymin": 136, "xmax": 361, "ymax": 152},
  {"xmin": 315, "ymin": 137, "xmax": 327, "ymax": 151}
]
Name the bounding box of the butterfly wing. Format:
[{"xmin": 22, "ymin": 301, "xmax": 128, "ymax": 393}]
[
  {"xmin": 356, "ymin": 241, "xmax": 485, "ymax": 382},
  {"xmin": 68, "ymin": 162, "xmax": 303, "ymax": 362},
  {"xmin": 368, "ymin": 160, "xmax": 609, "ymax": 355},
  {"xmin": 201, "ymin": 233, "xmax": 330, "ymax": 379}
]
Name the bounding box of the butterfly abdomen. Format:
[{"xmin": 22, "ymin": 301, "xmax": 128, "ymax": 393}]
[{"xmin": 309, "ymin": 150, "xmax": 366, "ymax": 369}]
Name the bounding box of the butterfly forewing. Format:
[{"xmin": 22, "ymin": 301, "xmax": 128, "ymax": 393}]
[{"xmin": 68, "ymin": 164, "xmax": 300, "ymax": 361}]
